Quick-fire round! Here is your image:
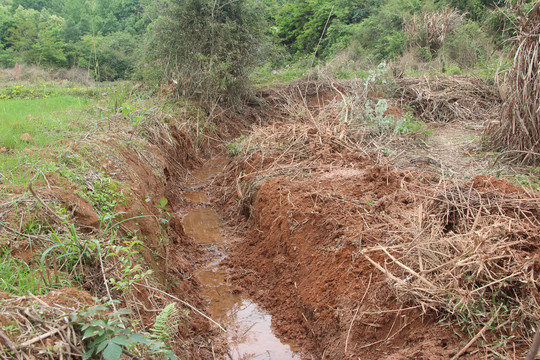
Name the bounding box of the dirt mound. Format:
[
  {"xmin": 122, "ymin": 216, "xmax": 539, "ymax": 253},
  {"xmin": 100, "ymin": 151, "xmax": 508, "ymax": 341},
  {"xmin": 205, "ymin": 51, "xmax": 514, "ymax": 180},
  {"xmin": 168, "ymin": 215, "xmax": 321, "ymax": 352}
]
[
  {"xmin": 224, "ymin": 160, "xmax": 539, "ymax": 358},
  {"xmin": 212, "ymin": 82, "xmax": 539, "ymax": 359},
  {"xmin": 226, "ymin": 161, "xmax": 466, "ymax": 359}
]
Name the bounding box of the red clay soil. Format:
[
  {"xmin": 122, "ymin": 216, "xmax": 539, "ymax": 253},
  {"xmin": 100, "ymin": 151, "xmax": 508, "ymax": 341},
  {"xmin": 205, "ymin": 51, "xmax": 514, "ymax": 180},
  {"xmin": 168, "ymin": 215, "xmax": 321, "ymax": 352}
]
[
  {"xmin": 217, "ymin": 147, "xmax": 539, "ymax": 359},
  {"xmin": 224, "ymin": 156, "xmax": 470, "ymax": 359}
]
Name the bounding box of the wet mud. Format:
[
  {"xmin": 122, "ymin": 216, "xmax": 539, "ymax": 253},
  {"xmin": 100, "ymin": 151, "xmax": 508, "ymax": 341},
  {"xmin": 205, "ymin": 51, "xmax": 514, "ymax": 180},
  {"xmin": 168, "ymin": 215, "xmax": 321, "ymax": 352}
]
[{"xmin": 180, "ymin": 160, "xmax": 305, "ymax": 359}]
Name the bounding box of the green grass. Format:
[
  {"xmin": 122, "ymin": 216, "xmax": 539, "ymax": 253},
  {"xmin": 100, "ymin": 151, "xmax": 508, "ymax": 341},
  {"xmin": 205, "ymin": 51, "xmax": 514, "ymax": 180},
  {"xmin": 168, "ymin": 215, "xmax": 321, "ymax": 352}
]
[
  {"xmin": 0, "ymin": 95, "xmax": 95, "ymax": 150},
  {"xmin": 0, "ymin": 248, "xmax": 42, "ymax": 295},
  {"xmin": 0, "ymin": 88, "xmax": 100, "ymax": 185},
  {"xmin": 250, "ymin": 59, "xmax": 313, "ymax": 87}
]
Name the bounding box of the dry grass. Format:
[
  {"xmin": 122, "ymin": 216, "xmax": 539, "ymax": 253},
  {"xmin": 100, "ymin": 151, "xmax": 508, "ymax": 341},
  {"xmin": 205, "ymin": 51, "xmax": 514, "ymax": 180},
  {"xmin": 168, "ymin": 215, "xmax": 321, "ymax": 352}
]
[
  {"xmin": 363, "ymin": 178, "xmax": 540, "ymax": 357},
  {"xmin": 404, "ymin": 6, "xmax": 465, "ymax": 49},
  {"xmin": 0, "ymin": 290, "xmax": 94, "ymax": 359},
  {"xmin": 484, "ymin": 2, "xmax": 540, "ymax": 165},
  {"xmin": 398, "ymin": 75, "xmax": 501, "ymax": 123}
]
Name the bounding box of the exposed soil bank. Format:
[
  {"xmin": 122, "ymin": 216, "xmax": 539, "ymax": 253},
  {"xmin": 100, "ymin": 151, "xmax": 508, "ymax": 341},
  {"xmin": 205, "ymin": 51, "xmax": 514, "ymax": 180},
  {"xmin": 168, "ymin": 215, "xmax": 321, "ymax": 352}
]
[
  {"xmin": 224, "ymin": 160, "xmax": 465, "ymax": 359},
  {"xmin": 221, "ymin": 152, "xmax": 539, "ymax": 359},
  {"xmin": 206, "ymin": 82, "xmax": 540, "ymax": 359}
]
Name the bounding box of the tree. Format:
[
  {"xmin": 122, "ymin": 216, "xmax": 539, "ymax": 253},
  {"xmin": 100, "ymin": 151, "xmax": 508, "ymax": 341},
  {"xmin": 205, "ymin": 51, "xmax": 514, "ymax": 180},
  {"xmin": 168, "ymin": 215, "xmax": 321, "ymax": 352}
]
[
  {"xmin": 144, "ymin": 0, "xmax": 265, "ymax": 107},
  {"xmin": 275, "ymin": 0, "xmax": 380, "ymax": 56},
  {"xmin": 28, "ymin": 12, "xmax": 67, "ymax": 66}
]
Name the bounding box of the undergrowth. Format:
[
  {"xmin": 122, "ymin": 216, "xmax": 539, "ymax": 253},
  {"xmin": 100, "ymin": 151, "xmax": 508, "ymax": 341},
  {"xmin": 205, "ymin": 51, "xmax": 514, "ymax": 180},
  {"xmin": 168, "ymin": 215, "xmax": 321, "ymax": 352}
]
[{"xmin": 0, "ymin": 80, "xmax": 188, "ymax": 359}]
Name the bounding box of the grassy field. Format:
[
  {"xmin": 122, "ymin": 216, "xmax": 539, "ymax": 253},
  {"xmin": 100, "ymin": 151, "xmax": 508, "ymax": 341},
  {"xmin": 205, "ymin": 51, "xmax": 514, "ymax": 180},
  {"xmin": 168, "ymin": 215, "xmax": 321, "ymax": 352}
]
[{"xmin": 0, "ymin": 84, "xmax": 119, "ymax": 185}]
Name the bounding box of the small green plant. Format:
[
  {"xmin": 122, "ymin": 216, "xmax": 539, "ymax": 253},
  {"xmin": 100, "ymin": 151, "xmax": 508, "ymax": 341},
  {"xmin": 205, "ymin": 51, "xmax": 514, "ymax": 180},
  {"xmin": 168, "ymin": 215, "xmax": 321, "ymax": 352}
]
[
  {"xmin": 509, "ymin": 174, "xmax": 540, "ymax": 192},
  {"xmin": 75, "ymin": 175, "xmax": 126, "ymax": 216},
  {"xmin": 394, "ymin": 111, "xmax": 432, "ymax": 139},
  {"xmin": 151, "ymin": 303, "xmax": 185, "ymax": 342},
  {"xmin": 106, "ymin": 239, "xmax": 153, "ymax": 295},
  {"xmin": 0, "ymin": 249, "xmax": 42, "ymax": 295},
  {"xmin": 359, "ymin": 100, "xmax": 431, "ymax": 139},
  {"xmin": 155, "ymin": 197, "xmax": 171, "ymax": 225},
  {"xmin": 226, "ymin": 135, "xmax": 248, "ymax": 157},
  {"xmin": 73, "ymin": 302, "xmax": 177, "ymax": 360},
  {"xmin": 362, "ymin": 99, "xmax": 396, "ymax": 134},
  {"xmin": 40, "ymin": 225, "xmax": 99, "ymax": 287}
]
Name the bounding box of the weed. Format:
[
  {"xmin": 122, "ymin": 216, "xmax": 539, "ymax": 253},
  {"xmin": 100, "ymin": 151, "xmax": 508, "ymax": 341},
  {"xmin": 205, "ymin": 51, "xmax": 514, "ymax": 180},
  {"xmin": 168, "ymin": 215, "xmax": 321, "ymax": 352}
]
[
  {"xmin": 75, "ymin": 176, "xmax": 127, "ymax": 216},
  {"xmin": 73, "ymin": 302, "xmax": 176, "ymax": 360},
  {"xmin": 358, "ymin": 99, "xmax": 431, "ymax": 139},
  {"xmin": 226, "ymin": 135, "xmax": 248, "ymax": 156},
  {"xmin": 40, "ymin": 225, "xmax": 98, "ymax": 288},
  {"xmin": 106, "ymin": 239, "xmax": 152, "ymax": 295},
  {"xmin": 508, "ymin": 173, "xmax": 540, "ymax": 192},
  {"xmin": 151, "ymin": 303, "xmax": 186, "ymax": 343},
  {"xmin": 0, "ymin": 248, "xmax": 42, "ymax": 295}
]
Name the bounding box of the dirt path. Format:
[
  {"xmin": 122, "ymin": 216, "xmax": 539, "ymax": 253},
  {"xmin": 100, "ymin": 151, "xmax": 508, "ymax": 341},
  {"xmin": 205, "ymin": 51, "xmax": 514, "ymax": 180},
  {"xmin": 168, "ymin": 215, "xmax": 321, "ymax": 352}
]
[{"xmin": 391, "ymin": 121, "xmax": 492, "ymax": 179}]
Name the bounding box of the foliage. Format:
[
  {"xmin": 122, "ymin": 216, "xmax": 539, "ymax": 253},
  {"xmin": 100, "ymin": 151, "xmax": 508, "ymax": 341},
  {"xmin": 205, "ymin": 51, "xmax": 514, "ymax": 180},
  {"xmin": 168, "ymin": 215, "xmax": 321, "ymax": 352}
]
[
  {"xmin": 0, "ymin": 0, "xmax": 529, "ymax": 80},
  {"xmin": 106, "ymin": 239, "xmax": 152, "ymax": 295},
  {"xmin": 0, "ymin": 248, "xmax": 42, "ymax": 295},
  {"xmin": 73, "ymin": 303, "xmax": 177, "ymax": 360},
  {"xmin": 151, "ymin": 303, "xmax": 183, "ymax": 342},
  {"xmin": 143, "ymin": 0, "xmax": 265, "ymax": 107},
  {"xmin": 274, "ymin": 0, "xmax": 378, "ymax": 57},
  {"xmin": 0, "ymin": 0, "xmax": 147, "ymax": 79},
  {"xmin": 75, "ymin": 176, "xmax": 126, "ymax": 216},
  {"xmin": 441, "ymin": 20, "xmax": 493, "ymax": 68}
]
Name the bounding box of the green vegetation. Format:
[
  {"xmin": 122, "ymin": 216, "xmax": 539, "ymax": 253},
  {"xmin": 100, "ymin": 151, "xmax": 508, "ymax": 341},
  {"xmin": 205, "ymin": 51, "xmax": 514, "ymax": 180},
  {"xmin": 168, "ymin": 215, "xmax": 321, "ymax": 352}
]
[
  {"xmin": 144, "ymin": 0, "xmax": 265, "ymax": 106},
  {"xmin": 0, "ymin": 0, "xmax": 147, "ymax": 80},
  {"xmin": 74, "ymin": 303, "xmax": 177, "ymax": 360},
  {"xmin": 1, "ymin": 0, "xmax": 531, "ymax": 84},
  {"xmin": 0, "ymin": 79, "xmax": 193, "ymax": 358},
  {"xmin": 0, "ymin": 94, "xmax": 93, "ymax": 148},
  {"xmin": 0, "ymin": 88, "xmax": 97, "ymax": 185},
  {"xmin": 0, "ymin": 248, "xmax": 41, "ymax": 295}
]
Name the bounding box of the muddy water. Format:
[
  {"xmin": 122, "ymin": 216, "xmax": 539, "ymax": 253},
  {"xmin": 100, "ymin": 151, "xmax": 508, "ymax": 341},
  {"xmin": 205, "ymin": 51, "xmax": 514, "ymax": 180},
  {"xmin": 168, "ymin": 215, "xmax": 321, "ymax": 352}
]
[{"xmin": 181, "ymin": 161, "xmax": 304, "ymax": 360}]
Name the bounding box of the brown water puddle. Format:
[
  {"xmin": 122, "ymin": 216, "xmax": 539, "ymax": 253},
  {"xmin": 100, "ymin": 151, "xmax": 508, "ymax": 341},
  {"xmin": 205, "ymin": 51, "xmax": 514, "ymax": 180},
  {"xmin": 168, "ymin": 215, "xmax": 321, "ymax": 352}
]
[
  {"xmin": 181, "ymin": 159, "xmax": 305, "ymax": 360},
  {"xmin": 182, "ymin": 208, "xmax": 220, "ymax": 244},
  {"xmin": 182, "ymin": 191, "xmax": 209, "ymax": 203}
]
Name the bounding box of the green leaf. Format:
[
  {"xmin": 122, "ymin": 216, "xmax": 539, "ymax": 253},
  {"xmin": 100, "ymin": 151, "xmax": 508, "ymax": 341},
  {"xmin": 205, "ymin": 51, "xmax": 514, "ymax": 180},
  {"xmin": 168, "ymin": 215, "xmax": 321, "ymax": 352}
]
[
  {"xmin": 102, "ymin": 342, "xmax": 123, "ymax": 360},
  {"xmin": 83, "ymin": 327, "xmax": 102, "ymax": 339},
  {"xmin": 96, "ymin": 339, "xmax": 111, "ymax": 353},
  {"xmin": 160, "ymin": 197, "xmax": 168, "ymax": 208},
  {"xmin": 112, "ymin": 308, "xmax": 132, "ymax": 316},
  {"xmin": 111, "ymin": 336, "xmax": 132, "ymax": 346},
  {"xmin": 128, "ymin": 333, "xmax": 150, "ymax": 345},
  {"xmin": 83, "ymin": 348, "xmax": 95, "ymax": 360}
]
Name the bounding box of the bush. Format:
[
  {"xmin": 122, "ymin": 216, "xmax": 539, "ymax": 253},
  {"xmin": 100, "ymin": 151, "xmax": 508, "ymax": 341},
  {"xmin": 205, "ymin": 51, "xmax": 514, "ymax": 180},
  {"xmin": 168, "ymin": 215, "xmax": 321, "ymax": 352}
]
[
  {"xmin": 143, "ymin": 0, "xmax": 265, "ymax": 108},
  {"xmin": 441, "ymin": 20, "xmax": 492, "ymax": 68}
]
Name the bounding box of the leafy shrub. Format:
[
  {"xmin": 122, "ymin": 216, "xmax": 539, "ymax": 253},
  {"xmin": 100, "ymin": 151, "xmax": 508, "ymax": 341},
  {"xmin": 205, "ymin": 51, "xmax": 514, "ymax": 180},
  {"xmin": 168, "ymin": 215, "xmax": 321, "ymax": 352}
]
[
  {"xmin": 441, "ymin": 20, "xmax": 492, "ymax": 68},
  {"xmin": 74, "ymin": 303, "xmax": 177, "ymax": 360},
  {"xmin": 144, "ymin": 0, "xmax": 265, "ymax": 108}
]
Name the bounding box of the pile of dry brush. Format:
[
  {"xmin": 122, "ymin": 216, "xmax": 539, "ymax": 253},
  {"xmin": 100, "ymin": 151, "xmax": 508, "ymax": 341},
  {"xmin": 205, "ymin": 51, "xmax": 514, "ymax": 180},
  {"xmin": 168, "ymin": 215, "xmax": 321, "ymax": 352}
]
[
  {"xmin": 398, "ymin": 75, "xmax": 501, "ymax": 123},
  {"xmin": 362, "ymin": 178, "xmax": 540, "ymax": 357}
]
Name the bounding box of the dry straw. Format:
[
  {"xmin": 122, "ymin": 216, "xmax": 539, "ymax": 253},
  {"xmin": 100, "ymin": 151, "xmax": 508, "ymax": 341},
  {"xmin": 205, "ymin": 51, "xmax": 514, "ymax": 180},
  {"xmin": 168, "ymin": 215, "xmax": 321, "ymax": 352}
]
[
  {"xmin": 398, "ymin": 75, "xmax": 501, "ymax": 123},
  {"xmin": 364, "ymin": 179, "xmax": 540, "ymax": 356},
  {"xmin": 485, "ymin": 1, "xmax": 540, "ymax": 164}
]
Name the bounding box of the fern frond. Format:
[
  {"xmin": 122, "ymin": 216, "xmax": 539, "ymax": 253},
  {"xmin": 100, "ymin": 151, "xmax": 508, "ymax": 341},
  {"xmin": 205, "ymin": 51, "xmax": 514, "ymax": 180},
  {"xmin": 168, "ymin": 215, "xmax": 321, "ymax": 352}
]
[{"xmin": 151, "ymin": 303, "xmax": 181, "ymax": 341}]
